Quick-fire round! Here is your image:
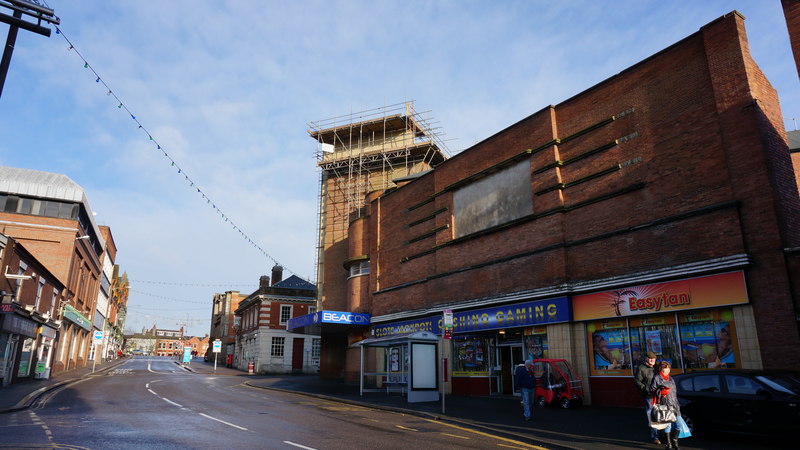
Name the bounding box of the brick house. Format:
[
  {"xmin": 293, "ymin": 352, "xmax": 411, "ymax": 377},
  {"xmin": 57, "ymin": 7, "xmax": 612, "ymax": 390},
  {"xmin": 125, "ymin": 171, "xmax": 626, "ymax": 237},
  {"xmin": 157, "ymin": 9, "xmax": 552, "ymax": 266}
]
[
  {"xmin": 234, "ymin": 266, "xmax": 319, "ymax": 374},
  {"xmin": 317, "ymin": 12, "xmax": 800, "ymax": 407}
]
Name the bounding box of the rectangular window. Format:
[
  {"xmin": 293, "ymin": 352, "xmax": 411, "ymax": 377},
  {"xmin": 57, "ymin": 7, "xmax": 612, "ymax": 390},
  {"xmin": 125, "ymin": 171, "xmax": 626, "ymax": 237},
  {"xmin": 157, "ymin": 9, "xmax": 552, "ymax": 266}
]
[
  {"xmin": 271, "ymin": 337, "xmax": 285, "ymax": 357},
  {"xmin": 679, "ymin": 309, "xmax": 737, "ymax": 369},
  {"xmin": 35, "ymin": 278, "xmax": 45, "ymax": 310},
  {"xmin": 280, "ymin": 305, "xmax": 292, "ymax": 324},
  {"xmin": 312, "ymin": 338, "xmax": 321, "ymax": 358},
  {"xmin": 44, "ymin": 200, "xmax": 60, "ymax": 218},
  {"xmin": 588, "ymin": 319, "xmax": 632, "ymax": 376},
  {"xmin": 51, "ymin": 290, "xmax": 59, "ymax": 316},
  {"xmin": 451, "ymin": 336, "xmax": 491, "ymax": 376},
  {"xmin": 4, "ymin": 195, "xmax": 19, "ymax": 213}
]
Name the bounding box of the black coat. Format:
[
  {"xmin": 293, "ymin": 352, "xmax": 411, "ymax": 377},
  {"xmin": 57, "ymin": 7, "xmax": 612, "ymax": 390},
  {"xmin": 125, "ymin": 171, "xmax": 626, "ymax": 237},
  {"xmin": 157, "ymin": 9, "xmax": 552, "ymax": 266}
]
[
  {"xmin": 515, "ymin": 365, "xmax": 536, "ymax": 390},
  {"xmin": 634, "ymin": 362, "xmax": 655, "ymax": 397}
]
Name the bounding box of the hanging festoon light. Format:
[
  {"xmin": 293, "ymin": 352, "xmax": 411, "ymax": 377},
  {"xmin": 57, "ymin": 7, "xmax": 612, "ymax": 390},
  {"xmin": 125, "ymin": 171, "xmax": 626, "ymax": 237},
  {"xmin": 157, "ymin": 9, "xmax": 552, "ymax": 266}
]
[{"xmin": 52, "ymin": 25, "xmax": 312, "ymax": 282}]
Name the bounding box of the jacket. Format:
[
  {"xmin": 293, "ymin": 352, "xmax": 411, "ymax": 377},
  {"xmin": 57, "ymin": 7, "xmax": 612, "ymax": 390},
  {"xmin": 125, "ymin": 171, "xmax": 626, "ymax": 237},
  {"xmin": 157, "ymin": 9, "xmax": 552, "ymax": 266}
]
[
  {"xmin": 633, "ymin": 362, "xmax": 655, "ymax": 397},
  {"xmin": 649, "ymin": 372, "xmax": 680, "ymax": 413},
  {"xmin": 515, "ymin": 365, "xmax": 536, "ymax": 390}
]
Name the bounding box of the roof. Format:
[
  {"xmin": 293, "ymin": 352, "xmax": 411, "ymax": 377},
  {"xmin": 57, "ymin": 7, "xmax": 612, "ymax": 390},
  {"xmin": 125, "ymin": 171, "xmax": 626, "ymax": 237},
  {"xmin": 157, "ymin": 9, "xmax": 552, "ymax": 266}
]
[
  {"xmin": 0, "ymin": 166, "xmax": 105, "ymax": 247},
  {"xmin": 273, "ymin": 274, "xmax": 316, "ymax": 291}
]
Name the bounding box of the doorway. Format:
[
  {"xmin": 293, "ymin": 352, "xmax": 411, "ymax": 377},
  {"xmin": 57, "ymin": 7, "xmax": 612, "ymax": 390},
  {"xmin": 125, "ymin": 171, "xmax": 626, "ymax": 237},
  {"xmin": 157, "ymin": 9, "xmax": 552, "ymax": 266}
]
[{"xmin": 498, "ymin": 345, "xmax": 523, "ymax": 395}]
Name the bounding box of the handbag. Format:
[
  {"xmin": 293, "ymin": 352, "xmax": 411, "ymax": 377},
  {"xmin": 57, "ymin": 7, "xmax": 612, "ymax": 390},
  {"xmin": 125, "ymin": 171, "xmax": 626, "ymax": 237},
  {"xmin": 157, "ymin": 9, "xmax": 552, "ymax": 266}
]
[{"xmin": 650, "ymin": 395, "xmax": 677, "ymax": 423}]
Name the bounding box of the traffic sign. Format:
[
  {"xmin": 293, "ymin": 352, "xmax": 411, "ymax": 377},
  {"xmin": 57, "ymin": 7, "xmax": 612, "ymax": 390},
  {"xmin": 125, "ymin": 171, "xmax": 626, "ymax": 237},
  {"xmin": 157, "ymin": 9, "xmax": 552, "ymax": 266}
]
[
  {"xmin": 93, "ymin": 330, "xmax": 104, "ymax": 341},
  {"xmin": 213, "ymin": 339, "xmax": 222, "ymax": 353}
]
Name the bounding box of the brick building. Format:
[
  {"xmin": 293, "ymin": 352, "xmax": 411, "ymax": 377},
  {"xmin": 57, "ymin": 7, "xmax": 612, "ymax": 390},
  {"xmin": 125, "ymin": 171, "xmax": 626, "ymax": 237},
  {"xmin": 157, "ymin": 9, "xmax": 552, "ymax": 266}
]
[
  {"xmin": 0, "ymin": 166, "xmax": 113, "ymax": 376},
  {"xmin": 234, "ymin": 266, "xmax": 319, "ymax": 374},
  {"xmin": 309, "ymin": 12, "xmax": 800, "ymax": 407},
  {"xmin": 209, "ymin": 289, "xmax": 244, "ymax": 365},
  {"xmin": 1, "ymin": 233, "xmax": 65, "ymax": 385}
]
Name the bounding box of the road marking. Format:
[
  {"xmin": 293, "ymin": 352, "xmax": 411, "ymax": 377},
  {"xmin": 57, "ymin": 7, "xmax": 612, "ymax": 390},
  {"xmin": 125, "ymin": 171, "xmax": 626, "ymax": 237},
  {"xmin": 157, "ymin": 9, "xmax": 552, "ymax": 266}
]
[
  {"xmin": 498, "ymin": 444, "xmax": 529, "ymax": 449},
  {"xmin": 395, "ymin": 425, "xmax": 418, "ymax": 432},
  {"xmin": 162, "ymin": 398, "xmax": 183, "ymax": 408},
  {"xmin": 419, "ymin": 418, "xmax": 545, "ymax": 449},
  {"xmin": 441, "ymin": 432, "xmax": 471, "ymax": 439},
  {"xmin": 199, "ymin": 413, "xmax": 248, "ymax": 431},
  {"xmin": 283, "ymin": 441, "xmax": 316, "ymax": 450}
]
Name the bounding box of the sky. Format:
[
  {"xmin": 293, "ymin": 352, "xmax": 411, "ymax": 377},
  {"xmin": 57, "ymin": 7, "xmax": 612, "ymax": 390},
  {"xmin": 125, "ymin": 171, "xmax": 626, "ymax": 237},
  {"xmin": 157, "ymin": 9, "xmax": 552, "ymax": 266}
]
[{"xmin": 0, "ymin": 1, "xmax": 797, "ymax": 337}]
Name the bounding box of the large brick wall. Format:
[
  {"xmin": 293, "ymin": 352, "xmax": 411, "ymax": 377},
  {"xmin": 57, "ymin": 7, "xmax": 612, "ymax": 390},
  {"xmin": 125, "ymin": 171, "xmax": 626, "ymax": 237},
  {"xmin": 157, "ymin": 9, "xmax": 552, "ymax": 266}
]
[{"xmin": 361, "ymin": 13, "xmax": 800, "ymax": 370}]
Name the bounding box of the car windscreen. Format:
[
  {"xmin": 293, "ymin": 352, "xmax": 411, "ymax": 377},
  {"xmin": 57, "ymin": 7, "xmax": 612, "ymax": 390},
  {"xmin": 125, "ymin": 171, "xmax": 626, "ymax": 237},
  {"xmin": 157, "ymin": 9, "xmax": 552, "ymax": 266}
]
[{"xmin": 756, "ymin": 375, "xmax": 800, "ymax": 396}]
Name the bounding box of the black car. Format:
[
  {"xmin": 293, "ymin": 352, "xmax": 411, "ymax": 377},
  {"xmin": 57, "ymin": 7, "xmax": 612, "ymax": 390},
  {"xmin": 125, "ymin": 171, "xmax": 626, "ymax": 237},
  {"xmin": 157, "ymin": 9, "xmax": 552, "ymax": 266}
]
[{"xmin": 674, "ymin": 370, "xmax": 800, "ymax": 437}]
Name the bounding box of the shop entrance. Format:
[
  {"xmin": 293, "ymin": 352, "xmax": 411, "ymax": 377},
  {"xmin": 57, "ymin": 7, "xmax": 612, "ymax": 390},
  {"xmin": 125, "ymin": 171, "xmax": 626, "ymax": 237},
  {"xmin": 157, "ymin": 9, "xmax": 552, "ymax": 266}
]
[{"xmin": 497, "ymin": 344, "xmax": 523, "ymax": 395}]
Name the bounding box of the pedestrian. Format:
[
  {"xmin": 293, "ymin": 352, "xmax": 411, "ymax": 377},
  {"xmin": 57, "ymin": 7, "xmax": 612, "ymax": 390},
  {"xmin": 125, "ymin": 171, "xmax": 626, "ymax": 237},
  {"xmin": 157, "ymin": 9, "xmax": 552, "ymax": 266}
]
[
  {"xmin": 514, "ymin": 359, "xmax": 536, "ymax": 421},
  {"xmin": 634, "ymin": 351, "xmax": 659, "ymax": 444},
  {"xmin": 649, "ymin": 361, "xmax": 681, "ymax": 449}
]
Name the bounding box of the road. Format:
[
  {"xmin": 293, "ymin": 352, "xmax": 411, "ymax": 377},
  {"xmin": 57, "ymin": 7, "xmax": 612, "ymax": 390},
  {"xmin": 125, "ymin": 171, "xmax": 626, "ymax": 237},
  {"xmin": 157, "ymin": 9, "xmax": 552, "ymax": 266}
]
[{"xmin": 0, "ymin": 356, "xmax": 542, "ymax": 449}]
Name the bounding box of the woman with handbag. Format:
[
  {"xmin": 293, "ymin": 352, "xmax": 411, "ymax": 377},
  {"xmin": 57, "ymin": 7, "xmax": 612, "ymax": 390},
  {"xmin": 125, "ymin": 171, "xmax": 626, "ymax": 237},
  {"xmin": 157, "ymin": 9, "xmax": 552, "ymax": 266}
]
[{"xmin": 649, "ymin": 361, "xmax": 681, "ymax": 449}]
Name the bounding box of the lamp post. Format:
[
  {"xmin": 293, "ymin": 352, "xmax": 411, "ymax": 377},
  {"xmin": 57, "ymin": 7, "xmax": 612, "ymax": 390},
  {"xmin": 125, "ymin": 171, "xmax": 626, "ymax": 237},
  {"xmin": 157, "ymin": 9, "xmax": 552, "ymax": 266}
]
[{"xmin": 0, "ymin": 0, "xmax": 60, "ymax": 99}]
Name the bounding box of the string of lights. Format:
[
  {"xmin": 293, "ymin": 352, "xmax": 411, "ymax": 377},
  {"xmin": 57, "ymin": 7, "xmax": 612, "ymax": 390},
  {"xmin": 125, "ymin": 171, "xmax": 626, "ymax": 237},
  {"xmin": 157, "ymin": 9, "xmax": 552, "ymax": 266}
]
[
  {"xmin": 129, "ymin": 288, "xmax": 211, "ymax": 305},
  {"xmin": 52, "ymin": 25, "xmax": 309, "ymax": 281},
  {"xmin": 130, "ymin": 279, "xmax": 257, "ymax": 288}
]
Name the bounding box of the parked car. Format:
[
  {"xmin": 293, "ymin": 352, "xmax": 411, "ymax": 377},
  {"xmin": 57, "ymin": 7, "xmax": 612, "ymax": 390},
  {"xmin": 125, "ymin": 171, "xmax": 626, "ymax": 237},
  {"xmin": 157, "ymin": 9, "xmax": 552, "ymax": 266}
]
[{"xmin": 674, "ymin": 370, "xmax": 800, "ymax": 437}]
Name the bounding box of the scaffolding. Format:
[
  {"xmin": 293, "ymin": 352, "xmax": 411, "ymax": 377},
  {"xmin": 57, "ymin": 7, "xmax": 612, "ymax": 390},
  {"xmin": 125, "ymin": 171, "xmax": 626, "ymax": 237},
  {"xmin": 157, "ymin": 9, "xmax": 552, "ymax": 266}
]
[{"xmin": 308, "ymin": 101, "xmax": 449, "ymax": 307}]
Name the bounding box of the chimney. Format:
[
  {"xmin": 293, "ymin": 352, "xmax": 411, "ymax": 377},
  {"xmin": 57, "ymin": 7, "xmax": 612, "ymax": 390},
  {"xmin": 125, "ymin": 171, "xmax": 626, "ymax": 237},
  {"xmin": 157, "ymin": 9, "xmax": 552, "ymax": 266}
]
[
  {"xmin": 259, "ymin": 275, "xmax": 270, "ymax": 289},
  {"xmin": 271, "ymin": 264, "xmax": 284, "ymax": 285}
]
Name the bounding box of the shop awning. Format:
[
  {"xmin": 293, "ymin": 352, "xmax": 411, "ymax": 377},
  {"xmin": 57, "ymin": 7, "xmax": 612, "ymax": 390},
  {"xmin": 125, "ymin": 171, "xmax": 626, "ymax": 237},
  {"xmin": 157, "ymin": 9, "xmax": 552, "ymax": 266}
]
[{"xmin": 63, "ymin": 305, "xmax": 92, "ymax": 331}]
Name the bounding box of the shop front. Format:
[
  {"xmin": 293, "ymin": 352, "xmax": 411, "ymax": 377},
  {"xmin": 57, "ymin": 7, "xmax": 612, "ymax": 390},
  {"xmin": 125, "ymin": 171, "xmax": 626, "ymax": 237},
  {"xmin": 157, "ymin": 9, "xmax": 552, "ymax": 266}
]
[
  {"xmin": 371, "ymin": 296, "xmax": 571, "ymax": 397},
  {"xmin": 0, "ymin": 311, "xmax": 38, "ymax": 385},
  {"xmin": 572, "ymin": 271, "xmax": 750, "ymax": 407}
]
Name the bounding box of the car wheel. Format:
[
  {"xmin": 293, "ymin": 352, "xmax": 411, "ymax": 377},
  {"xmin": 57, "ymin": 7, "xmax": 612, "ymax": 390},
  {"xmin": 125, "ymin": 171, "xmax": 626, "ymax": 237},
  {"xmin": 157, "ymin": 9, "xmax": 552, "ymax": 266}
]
[
  {"xmin": 536, "ymin": 396, "xmax": 547, "ymax": 407},
  {"xmin": 560, "ymin": 397, "xmax": 571, "ymax": 409}
]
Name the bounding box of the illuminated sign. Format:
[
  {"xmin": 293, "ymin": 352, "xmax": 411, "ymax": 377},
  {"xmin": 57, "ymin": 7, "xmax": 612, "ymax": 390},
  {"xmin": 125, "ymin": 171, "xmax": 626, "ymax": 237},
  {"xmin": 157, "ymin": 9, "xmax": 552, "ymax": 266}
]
[
  {"xmin": 572, "ymin": 271, "xmax": 748, "ymax": 321},
  {"xmin": 286, "ymin": 310, "xmax": 371, "ymax": 330}
]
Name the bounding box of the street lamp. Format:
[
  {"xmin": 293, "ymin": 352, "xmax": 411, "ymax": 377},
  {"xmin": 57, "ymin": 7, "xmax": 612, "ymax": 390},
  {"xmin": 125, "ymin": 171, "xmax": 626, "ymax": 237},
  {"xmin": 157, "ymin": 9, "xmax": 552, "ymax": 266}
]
[{"xmin": 0, "ymin": 0, "xmax": 60, "ymax": 98}]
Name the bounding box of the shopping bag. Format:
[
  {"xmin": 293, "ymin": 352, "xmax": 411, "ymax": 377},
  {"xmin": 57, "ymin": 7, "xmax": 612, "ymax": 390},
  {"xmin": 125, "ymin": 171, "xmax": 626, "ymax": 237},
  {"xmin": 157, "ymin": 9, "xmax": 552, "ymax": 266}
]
[{"xmin": 676, "ymin": 415, "xmax": 692, "ymax": 438}]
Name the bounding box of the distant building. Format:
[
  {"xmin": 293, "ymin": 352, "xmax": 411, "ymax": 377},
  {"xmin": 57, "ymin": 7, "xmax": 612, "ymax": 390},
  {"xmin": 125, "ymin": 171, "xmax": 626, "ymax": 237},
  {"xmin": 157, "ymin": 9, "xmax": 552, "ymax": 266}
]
[
  {"xmin": 209, "ymin": 289, "xmax": 244, "ymax": 365},
  {"xmin": 234, "ymin": 266, "xmax": 318, "ymax": 374}
]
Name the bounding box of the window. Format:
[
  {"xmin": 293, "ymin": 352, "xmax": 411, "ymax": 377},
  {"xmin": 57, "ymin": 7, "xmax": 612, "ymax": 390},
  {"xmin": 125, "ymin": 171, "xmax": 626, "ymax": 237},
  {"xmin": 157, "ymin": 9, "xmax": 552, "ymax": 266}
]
[
  {"xmin": 725, "ymin": 375, "xmax": 760, "ymax": 395},
  {"xmin": 679, "ymin": 310, "xmax": 737, "ymax": 369},
  {"xmin": 309, "ymin": 306, "xmax": 317, "ymax": 314},
  {"xmin": 271, "ymin": 337, "xmax": 285, "ymax": 357},
  {"xmin": 686, "ymin": 374, "xmax": 721, "ymax": 393},
  {"xmin": 452, "ymin": 336, "xmax": 491, "ymax": 376},
  {"xmin": 587, "ymin": 320, "xmax": 631, "ymax": 376},
  {"xmin": 50, "ymin": 290, "xmax": 59, "ymax": 316},
  {"xmin": 349, "ymin": 261, "xmax": 370, "ymax": 278},
  {"xmin": 280, "ymin": 305, "xmax": 292, "ymax": 324},
  {"xmin": 35, "ymin": 278, "xmax": 45, "ymax": 310},
  {"xmin": 312, "ymin": 338, "xmax": 321, "ymax": 358}
]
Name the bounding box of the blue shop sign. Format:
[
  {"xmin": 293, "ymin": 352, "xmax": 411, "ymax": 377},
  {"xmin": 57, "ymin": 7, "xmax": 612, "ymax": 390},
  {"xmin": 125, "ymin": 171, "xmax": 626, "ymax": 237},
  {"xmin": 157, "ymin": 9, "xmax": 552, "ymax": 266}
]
[
  {"xmin": 372, "ymin": 296, "xmax": 571, "ymax": 338},
  {"xmin": 286, "ymin": 310, "xmax": 371, "ymax": 330}
]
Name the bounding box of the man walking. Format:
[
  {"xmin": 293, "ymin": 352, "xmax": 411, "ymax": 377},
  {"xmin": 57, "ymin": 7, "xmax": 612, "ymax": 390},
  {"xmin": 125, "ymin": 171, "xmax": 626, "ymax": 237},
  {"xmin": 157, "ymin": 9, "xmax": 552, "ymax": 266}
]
[
  {"xmin": 634, "ymin": 351, "xmax": 659, "ymax": 444},
  {"xmin": 515, "ymin": 359, "xmax": 536, "ymax": 421}
]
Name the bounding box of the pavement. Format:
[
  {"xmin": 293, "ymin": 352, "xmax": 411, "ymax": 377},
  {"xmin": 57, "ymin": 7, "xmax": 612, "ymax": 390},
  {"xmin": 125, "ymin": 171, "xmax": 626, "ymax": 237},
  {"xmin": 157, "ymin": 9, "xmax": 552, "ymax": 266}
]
[{"xmin": 1, "ymin": 357, "xmax": 789, "ymax": 449}]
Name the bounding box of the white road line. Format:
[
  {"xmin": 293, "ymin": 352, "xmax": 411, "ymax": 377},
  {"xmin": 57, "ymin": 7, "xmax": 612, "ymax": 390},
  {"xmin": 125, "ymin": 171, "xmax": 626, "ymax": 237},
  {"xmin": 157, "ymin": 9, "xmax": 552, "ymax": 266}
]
[
  {"xmin": 283, "ymin": 441, "xmax": 317, "ymax": 450},
  {"xmin": 162, "ymin": 398, "xmax": 183, "ymax": 408},
  {"xmin": 147, "ymin": 389, "xmax": 158, "ymax": 395},
  {"xmin": 199, "ymin": 413, "xmax": 248, "ymax": 431}
]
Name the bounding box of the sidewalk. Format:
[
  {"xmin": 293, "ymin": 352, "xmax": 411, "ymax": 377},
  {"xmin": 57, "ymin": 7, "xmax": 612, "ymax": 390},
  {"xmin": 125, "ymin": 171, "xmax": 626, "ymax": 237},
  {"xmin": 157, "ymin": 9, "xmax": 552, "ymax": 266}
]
[{"xmin": 0, "ymin": 357, "xmax": 128, "ymax": 413}]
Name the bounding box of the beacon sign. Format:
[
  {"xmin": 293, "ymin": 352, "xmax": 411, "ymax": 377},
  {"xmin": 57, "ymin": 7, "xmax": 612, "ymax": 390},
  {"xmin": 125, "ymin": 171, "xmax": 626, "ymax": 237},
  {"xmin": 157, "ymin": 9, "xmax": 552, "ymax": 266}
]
[
  {"xmin": 320, "ymin": 311, "xmax": 371, "ymax": 325},
  {"xmin": 286, "ymin": 310, "xmax": 371, "ymax": 330}
]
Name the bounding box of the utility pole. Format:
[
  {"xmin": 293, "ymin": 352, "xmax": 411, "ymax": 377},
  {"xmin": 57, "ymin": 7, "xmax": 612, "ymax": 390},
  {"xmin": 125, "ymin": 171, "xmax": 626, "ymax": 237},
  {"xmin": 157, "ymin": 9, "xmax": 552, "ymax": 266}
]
[{"xmin": 0, "ymin": 1, "xmax": 60, "ymax": 99}]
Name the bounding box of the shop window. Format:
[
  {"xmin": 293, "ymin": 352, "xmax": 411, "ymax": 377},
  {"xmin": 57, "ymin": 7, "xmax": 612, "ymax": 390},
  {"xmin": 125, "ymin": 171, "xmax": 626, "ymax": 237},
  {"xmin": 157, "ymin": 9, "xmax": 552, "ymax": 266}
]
[
  {"xmin": 311, "ymin": 338, "xmax": 321, "ymax": 358},
  {"xmin": 452, "ymin": 336, "xmax": 491, "ymax": 376},
  {"xmin": 524, "ymin": 327, "xmax": 548, "ymax": 360},
  {"xmin": 587, "ymin": 320, "xmax": 631, "ymax": 376},
  {"xmin": 679, "ymin": 309, "xmax": 737, "ymax": 369},
  {"xmin": 629, "ymin": 316, "xmax": 681, "ymax": 370}
]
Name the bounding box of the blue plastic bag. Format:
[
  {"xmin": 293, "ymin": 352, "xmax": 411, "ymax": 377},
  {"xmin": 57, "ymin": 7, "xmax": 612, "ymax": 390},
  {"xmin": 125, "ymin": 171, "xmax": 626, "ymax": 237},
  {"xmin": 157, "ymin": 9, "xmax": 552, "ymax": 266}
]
[{"xmin": 676, "ymin": 416, "xmax": 691, "ymax": 439}]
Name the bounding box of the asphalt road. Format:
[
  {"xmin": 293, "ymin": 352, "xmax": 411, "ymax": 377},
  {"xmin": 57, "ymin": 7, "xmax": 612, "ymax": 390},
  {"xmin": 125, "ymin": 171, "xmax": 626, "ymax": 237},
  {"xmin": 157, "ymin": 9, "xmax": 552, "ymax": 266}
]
[{"xmin": 0, "ymin": 356, "xmax": 544, "ymax": 449}]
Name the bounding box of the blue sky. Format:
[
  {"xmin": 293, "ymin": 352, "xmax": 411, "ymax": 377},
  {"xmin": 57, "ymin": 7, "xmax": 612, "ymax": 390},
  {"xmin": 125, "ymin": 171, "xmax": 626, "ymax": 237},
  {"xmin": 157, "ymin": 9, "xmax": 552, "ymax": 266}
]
[{"xmin": 1, "ymin": 1, "xmax": 797, "ymax": 337}]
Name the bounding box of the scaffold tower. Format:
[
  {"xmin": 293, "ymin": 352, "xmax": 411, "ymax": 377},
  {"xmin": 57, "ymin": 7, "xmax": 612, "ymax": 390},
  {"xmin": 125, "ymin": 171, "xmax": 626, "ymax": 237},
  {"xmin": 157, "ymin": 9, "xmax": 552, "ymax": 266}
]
[{"xmin": 308, "ymin": 101, "xmax": 448, "ymax": 310}]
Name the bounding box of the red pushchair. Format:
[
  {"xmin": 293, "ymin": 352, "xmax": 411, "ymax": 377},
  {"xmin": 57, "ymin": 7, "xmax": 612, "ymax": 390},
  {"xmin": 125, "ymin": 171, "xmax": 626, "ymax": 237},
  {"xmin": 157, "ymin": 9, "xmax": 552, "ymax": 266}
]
[{"xmin": 533, "ymin": 358, "xmax": 584, "ymax": 409}]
